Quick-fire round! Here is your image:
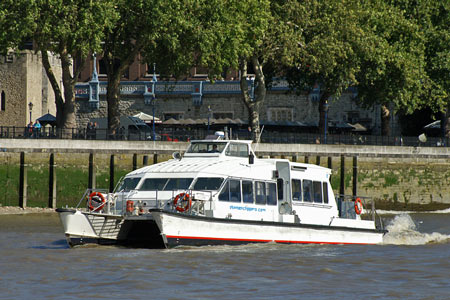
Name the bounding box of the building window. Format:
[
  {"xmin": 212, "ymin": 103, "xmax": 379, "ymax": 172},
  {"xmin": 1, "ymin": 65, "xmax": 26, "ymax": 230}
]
[
  {"xmin": 163, "ymin": 112, "xmax": 184, "ymax": 120},
  {"xmin": 213, "ymin": 112, "xmax": 233, "ymax": 119},
  {"xmin": 98, "ymin": 58, "xmax": 129, "ymax": 78},
  {"xmin": 193, "ymin": 66, "xmax": 209, "ymax": 78},
  {"xmin": 268, "ymin": 108, "xmax": 293, "ymax": 122},
  {"xmin": 5, "ymin": 53, "xmax": 14, "ymax": 63},
  {"xmin": 1, "ymin": 91, "xmax": 5, "ymax": 111},
  {"xmin": 145, "ymin": 64, "xmax": 160, "ymax": 79}
]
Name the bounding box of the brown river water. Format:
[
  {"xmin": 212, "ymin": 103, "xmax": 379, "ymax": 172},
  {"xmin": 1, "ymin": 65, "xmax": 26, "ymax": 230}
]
[{"xmin": 0, "ymin": 211, "xmax": 449, "ymax": 300}]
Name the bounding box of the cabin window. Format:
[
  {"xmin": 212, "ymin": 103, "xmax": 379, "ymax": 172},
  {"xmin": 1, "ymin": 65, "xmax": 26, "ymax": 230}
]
[
  {"xmin": 218, "ymin": 181, "xmax": 230, "ymax": 201},
  {"xmin": 303, "ymin": 180, "xmax": 312, "ymax": 202},
  {"xmin": 225, "ymin": 143, "xmax": 248, "ymax": 157},
  {"xmin": 267, "ymin": 182, "xmax": 277, "ymax": 205},
  {"xmin": 140, "ymin": 178, "xmax": 167, "ymax": 191},
  {"xmin": 229, "ymin": 180, "xmax": 241, "ymax": 202},
  {"xmin": 242, "ymin": 180, "xmax": 254, "ymax": 203},
  {"xmin": 187, "ymin": 142, "xmax": 227, "ymax": 153},
  {"xmin": 277, "ymin": 178, "xmax": 283, "ymax": 200},
  {"xmin": 164, "ymin": 178, "xmax": 193, "ymax": 190},
  {"xmin": 313, "ymin": 181, "xmax": 322, "ymax": 203},
  {"xmin": 193, "ymin": 177, "xmax": 224, "ymax": 190},
  {"xmin": 117, "ymin": 177, "xmax": 141, "ymax": 192},
  {"xmin": 255, "ymin": 181, "xmax": 266, "ymax": 204},
  {"xmin": 292, "ymin": 179, "xmax": 302, "ymax": 201},
  {"xmin": 322, "ymin": 182, "xmax": 329, "ymax": 204}
]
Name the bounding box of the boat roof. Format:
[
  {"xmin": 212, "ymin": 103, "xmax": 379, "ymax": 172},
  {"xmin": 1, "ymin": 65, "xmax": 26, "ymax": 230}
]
[{"xmin": 126, "ymin": 139, "xmax": 331, "ymax": 179}]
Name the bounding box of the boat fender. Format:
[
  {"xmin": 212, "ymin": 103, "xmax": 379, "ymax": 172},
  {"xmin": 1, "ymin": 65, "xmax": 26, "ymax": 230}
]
[
  {"xmin": 88, "ymin": 192, "xmax": 106, "ymax": 212},
  {"xmin": 354, "ymin": 198, "xmax": 363, "ymax": 215},
  {"xmin": 173, "ymin": 193, "xmax": 192, "ymax": 212}
]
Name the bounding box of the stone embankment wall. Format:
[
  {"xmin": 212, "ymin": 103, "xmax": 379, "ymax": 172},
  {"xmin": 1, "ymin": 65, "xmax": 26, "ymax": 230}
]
[
  {"xmin": 1, "ymin": 151, "xmax": 450, "ymax": 207},
  {"xmin": 333, "ymin": 157, "xmax": 450, "ymax": 205}
]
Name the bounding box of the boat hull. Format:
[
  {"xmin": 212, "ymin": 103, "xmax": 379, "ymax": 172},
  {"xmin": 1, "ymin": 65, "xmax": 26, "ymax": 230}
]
[
  {"xmin": 150, "ymin": 209, "xmax": 386, "ymax": 248},
  {"xmin": 56, "ymin": 208, "xmax": 164, "ymax": 248}
]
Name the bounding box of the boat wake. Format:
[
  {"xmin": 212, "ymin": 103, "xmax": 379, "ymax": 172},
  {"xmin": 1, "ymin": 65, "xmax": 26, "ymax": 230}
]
[
  {"xmin": 377, "ymin": 207, "xmax": 450, "ymax": 215},
  {"xmin": 382, "ymin": 214, "xmax": 450, "ymax": 245}
]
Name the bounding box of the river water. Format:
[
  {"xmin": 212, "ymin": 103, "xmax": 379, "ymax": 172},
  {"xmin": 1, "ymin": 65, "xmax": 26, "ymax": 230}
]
[{"xmin": 0, "ymin": 211, "xmax": 449, "ymax": 300}]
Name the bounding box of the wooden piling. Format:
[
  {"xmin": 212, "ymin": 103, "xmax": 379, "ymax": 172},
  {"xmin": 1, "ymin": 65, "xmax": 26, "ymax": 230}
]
[
  {"xmin": 153, "ymin": 153, "xmax": 158, "ymax": 165},
  {"xmin": 316, "ymin": 156, "xmax": 320, "ymax": 165},
  {"xmin": 48, "ymin": 153, "xmax": 56, "ymax": 208},
  {"xmin": 292, "ymin": 155, "xmax": 297, "ymax": 162},
  {"xmin": 327, "ymin": 157, "xmax": 332, "ymax": 169},
  {"xmin": 143, "ymin": 155, "xmax": 148, "ymax": 166},
  {"xmin": 304, "ymin": 156, "xmax": 309, "ymax": 163},
  {"xmin": 88, "ymin": 153, "xmax": 96, "ymax": 189},
  {"xmin": 109, "ymin": 154, "xmax": 115, "ymax": 192},
  {"xmin": 353, "ymin": 156, "xmax": 358, "ymax": 198},
  {"xmin": 19, "ymin": 152, "xmax": 27, "ymax": 208},
  {"xmin": 339, "ymin": 155, "xmax": 345, "ymax": 198}
]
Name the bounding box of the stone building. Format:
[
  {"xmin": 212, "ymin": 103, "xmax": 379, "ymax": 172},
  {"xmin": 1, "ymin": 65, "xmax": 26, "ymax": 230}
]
[
  {"xmin": 0, "ymin": 50, "xmax": 59, "ymax": 128},
  {"xmin": 1, "ymin": 50, "xmax": 398, "ymax": 136},
  {"xmin": 74, "ymin": 77, "xmax": 385, "ymax": 135},
  {"xmin": 73, "ymin": 55, "xmax": 391, "ymax": 135}
]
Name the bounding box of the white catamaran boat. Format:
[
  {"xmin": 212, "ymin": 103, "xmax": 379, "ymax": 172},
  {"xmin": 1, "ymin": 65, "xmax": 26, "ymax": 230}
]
[{"xmin": 56, "ymin": 134, "xmax": 386, "ymax": 248}]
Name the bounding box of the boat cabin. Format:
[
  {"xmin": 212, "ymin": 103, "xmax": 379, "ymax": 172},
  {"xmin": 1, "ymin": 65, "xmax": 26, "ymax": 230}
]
[{"xmin": 114, "ymin": 139, "xmax": 347, "ymax": 226}]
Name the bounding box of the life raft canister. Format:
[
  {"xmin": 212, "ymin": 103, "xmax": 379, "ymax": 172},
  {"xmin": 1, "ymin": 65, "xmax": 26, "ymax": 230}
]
[
  {"xmin": 354, "ymin": 197, "xmax": 363, "ymax": 215},
  {"xmin": 126, "ymin": 200, "xmax": 134, "ymax": 213},
  {"xmin": 88, "ymin": 192, "xmax": 106, "ymax": 212},
  {"xmin": 173, "ymin": 193, "xmax": 192, "ymax": 212}
]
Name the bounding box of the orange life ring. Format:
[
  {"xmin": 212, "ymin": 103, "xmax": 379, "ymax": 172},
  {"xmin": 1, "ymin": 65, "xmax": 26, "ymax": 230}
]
[
  {"xmin": 126, "ymin": 200, "xmax": 134, "ymax": 213},
  {"xmin": 88, "ymin": 192, "xmax": 106, "ymax": 212},
  {"xmin": 173, "ymin": 193, "xmax": 191, "ymax": 212},
  {"xmin": 354, "ymin": 197, "xmax": 363, "ymax": 215}
]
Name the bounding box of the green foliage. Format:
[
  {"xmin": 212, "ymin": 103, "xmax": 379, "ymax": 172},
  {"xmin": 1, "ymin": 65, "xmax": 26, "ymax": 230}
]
[
  {"xmin": 383, "ymin": 172, "xmax": 399, "ymax": 187},
  {"xmin": 0, "ymin": 0, "xmax": 37, "ymax": 54}
]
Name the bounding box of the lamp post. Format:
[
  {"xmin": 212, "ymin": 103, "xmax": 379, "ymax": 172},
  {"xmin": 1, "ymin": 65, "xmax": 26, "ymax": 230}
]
[
  {"xmin": 152, "ymin": 96, "xmax": 157, "ymax": 141},
  {"xmin": 324, "ymin": 100, "xmax": 329, "ymax": 144},
  {"xmin": 151, "ymin": 63, "xmax": 158, "ymax": 141},
  {"xmin": 28, "ymin": 102, "xmax": 33, "ymax": 123}
]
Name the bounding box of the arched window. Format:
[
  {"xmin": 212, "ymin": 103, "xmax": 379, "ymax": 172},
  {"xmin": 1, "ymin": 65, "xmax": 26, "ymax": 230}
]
[{"xmin": 1, "ymin": 90, "xmax": 5, "ymax": 111}]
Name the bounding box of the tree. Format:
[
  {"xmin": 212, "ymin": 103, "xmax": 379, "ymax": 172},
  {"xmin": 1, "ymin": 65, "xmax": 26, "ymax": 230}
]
[
  {"xmin": 392, "ymin": 0, "xmax": 449, "ymax": 137},
  {"xmin": 102, "ymin": 0, "xmax": 194, "ymax": 132},
  {"xmin": 35, "ymin": 0, "xmax": 117, "ymax": 129},
  {"xmin": 285, "ymin": 0, "xmax": 385, "ymax": 136},
  {"xmin": 0, "ymin": 0, "xmax": 117, "ymax": 130},
  {"xmin": 0, "ymin": 0, "xmax": 36, "ymax": 53},
  {"xmin": 355, "ymin": 0, "xmax": 428, "ymax": 136},
  {"xmin": 193, "ymin": 0, "xmax": 302, "ymax": 141}
]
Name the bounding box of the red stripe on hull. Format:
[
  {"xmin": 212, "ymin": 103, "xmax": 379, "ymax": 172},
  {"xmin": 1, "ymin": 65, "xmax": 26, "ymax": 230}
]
[{"xmin": 165, "ymin": 235, "xmax": 375, "ymax": 246}]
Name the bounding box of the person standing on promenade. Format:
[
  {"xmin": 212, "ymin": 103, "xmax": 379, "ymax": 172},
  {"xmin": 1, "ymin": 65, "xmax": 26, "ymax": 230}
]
[{"xmin": 33, "ymin": 120, "xmax": 41, "ymax": 138}]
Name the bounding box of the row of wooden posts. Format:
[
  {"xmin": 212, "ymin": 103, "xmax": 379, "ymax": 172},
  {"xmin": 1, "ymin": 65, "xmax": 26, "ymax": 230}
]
[{"xmin": 18, "ymin": 152, "xmax": 359, "ymax": 208}]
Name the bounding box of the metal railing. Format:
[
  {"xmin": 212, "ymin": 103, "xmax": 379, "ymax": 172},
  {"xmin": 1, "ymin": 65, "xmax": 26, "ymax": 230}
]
[{"xmin": 0, "ymin": 125, "xmax": 446, "ymax": 147}]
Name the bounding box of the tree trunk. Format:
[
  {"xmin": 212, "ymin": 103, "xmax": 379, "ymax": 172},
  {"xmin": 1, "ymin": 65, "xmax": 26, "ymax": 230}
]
[
  {"xmin": 443, "ymin": 107, "xmax": 450, "ymax": 139},
  {"xmin": 239, "ymin": 56, "xmax": 266, "ymax": 142},
  {"xmin": 104, "ymin": 41, "xmax": 141, "ymax": 133},
  {"xmin": 60, "ymin": 51, "xmax": 76, "ymax": 130},
  {"xmin": 381, "ymin": 104, "xmax": 391, "ymax": 136},
  {"xmin": 106, "ymin": 77, "xmax": 121, "ymax": 134},
  {"xmin": 41, "ymin": 49, "xmax": 76, "ymax": 132}
]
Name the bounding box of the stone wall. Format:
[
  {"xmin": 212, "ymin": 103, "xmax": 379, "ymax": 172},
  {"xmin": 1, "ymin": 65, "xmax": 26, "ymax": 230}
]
[
  {"xmin": 75, "ymin": 90, "xmax": 394, "ymax": 135},
  {"xmin": 0, "ymin": 51, "xmax": 59, "ymax": 127}
]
